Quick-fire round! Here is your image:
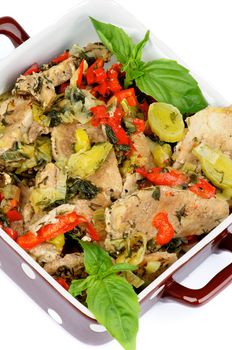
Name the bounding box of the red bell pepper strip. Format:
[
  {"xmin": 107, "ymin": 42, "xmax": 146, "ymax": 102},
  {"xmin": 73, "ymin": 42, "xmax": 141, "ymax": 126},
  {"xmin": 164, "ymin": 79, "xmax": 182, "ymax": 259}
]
[
  {"xmin": 51, "ymin": 50, "xmax": 70, "ymax": 64},
  {"xmin": 152, "ymin": 211, "xmax": 174, "ymax": 245},
  {"xmin": 6, "ymin": 209, "xmax": 22, "ymax": 223},
  {"xmin": 115, "ymin": 88, "xmax": 137, "ymax": 106},
  {"xmin": 2, "ymin": 226, "xmax": 18, "ymax": 241},
  {"xmin": 76, "ymin": 59, "xmax": 85, "ymax": 88},
  {"xmin": 55, "ymin": 277, "xmax": 69, "ymax": 290},
  {"xmin": 86, "ymin": 58, "xmax": 104, "ymax": 85},
  {"xmin": 17, "ymin": 231, "xmax": 42, "ymax": 249},
  {"xmin": 136, "ymin": 167, "xmax": 189, "ymax": 186},
  {"xmin": 23, "ymin": 63, "xmax": 40, "ymax": 76},
  {"xmin": 57, "ymin": 82, "xmax": 69, "ymax": 94},
  {"xmin": 88, "ymin": 61, "xmax": 122, "ymax": 98},
  {"xmin": 138, "ymin": 100, "xmax": 149, "ymax": 119},
  {"xmin": 0, "ymin": 192, "xmax": 4, "ymax": 202},
  {"xmin": 17, "ymin": 212, "xmax": 100, "ymax": 250},
  {"xmin": 133, "ymin": 118, "xmax": 145, "ymax": 133},
  {"xmin": 90, "ymin": 105, "xmax": 130, "ymax": 146},
  {"xmin": 189, "ymin": 179, "xmax": 216, "ymax": 199},
  {"xmin": 8, "ymin": 199, "xmax": 18, "ymax": 210},
  {"xmin": 37, "ymin": 212, "xmax": 85, "ymax": 241}
]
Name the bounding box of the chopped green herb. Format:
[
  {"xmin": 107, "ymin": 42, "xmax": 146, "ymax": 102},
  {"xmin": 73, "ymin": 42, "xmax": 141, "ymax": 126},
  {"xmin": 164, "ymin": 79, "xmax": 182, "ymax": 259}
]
[
  {"xmin": 175, "ymin": 206, "xmax": 187, "ymax": 223},
  {"xmin": 105, "ymin": 125, "xmax": 118, "ymax": 144},
  {"xmin": 67, "ymin": 178, "xmax": 100, "ymax": 200},
  {"xmin": 152, "ymin": 187, "xmax": 160, "ymax": 201}
]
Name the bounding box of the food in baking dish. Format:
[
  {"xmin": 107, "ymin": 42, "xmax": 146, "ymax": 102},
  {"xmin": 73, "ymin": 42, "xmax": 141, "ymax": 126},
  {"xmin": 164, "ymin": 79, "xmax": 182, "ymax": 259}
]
[{"xmin": 0, "ymin": 17, "xmax": 231, "ymax": 350}]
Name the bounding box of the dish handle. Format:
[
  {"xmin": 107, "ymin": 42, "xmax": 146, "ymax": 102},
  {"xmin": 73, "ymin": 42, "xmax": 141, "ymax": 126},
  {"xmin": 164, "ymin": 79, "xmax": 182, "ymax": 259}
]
[
  {"xmin": 0, "ymin": 16, "xmax": 29, "ymax": 47},
  {"xmin": 163, "ymin": 227, "xmax": 232, "ymax": 306}
]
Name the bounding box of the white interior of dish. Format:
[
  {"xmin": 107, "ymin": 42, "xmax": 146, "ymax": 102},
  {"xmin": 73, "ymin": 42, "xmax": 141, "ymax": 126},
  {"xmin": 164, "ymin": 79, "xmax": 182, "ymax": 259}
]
[{"xmin": 0, "ymin": 0, "xmax": 231, "ymax": 320}]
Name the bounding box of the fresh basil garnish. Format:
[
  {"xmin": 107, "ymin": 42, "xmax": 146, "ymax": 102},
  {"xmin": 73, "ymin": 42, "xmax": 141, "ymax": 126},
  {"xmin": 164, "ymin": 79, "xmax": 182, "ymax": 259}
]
[
  {"xmin": 69, "ymin": 240, "xmax": 139, "ymax": 350},
  {"xmin": 90, "ymin": 17, "xmax": 208, "ymax": 114}
]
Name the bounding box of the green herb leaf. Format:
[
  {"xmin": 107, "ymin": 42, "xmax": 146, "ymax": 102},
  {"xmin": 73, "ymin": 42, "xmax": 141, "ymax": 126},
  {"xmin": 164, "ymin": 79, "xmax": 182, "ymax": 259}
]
[
  {"xmin": 67, "ymin": 178, "xmax": 100, "ymax": 200},
  {"xmin": 101, "ymin": 263, "xmax": 137, "ymax": 278},
  {"xmin": 105, "ymin": 125, "xmax": 118, "ymax": 144},
  {"xmin": 0, "ymin": 210, "xmax": 10, "ymax": 227},
  {"xmin": 79, "ymin": 240, "xmax": 113, "ymax": 275},
  {"xmin": 86, "ymin": 275, "xmax": 139, "ymax": 350},
  {"xmin": 136, "ymin": 59, "xmax": 208, "ymax": 114},
  {"xmin": 69, "ymin": 276, "xmax": 95, "ymax": 297},
  {"xmin": 90, "ymin": 17, "xmax": 135, "ymax": 64},
  {"xmin": 152, "ymin": 187, "xmax": 160, "ymax": 201},
  {"xmin": 132, "ymin": 30, "xmax": 150, "ymax": 61}
]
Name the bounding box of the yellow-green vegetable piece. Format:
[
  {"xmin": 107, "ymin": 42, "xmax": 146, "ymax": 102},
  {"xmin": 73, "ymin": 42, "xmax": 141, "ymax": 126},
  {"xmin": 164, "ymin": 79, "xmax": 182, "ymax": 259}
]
[
  {"xmin": 148, "ymin": 102, "xmax": 185, "ymax": 142},
  {"xmin": 74, "ymin": 128, "xmax": 91, "ymax": 153},
  {"xmin": 145, "ymin": 261, "xmax": 161, "ymax": 274},
  {"xmin": 49, "ymin": 234, "xmax": 65, "ymax": 250},
  {"xmin": 68, "ymin": 142, "xmax": 112, "ymax": 179},
  {"xmin": 152, "ymin": 143, "xmax": 172, "ymax": 167},
  {"xmin": 193, "ymin": 143, "xmax": 232, "ymax": 189}
]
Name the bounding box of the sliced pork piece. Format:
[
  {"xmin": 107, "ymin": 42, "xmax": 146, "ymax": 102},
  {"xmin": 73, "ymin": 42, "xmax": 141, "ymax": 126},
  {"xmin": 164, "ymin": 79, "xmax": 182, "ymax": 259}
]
[
  {"xmin": 51, "ymin": 121, "xmax": 106, "ymax": 160},
  {"xmin": 27, "ymin": 121, "xmax": 50, "ymax": 143},
  {"xmin": 43, "ymin": 252, "xmax": 83, "ymax": 276},
  {"xmin": 131, "ymin": 133, "xmax": 155, "ymax": 170},
  {"xmin": 88, "ymin": 149, "xmax": 122, "ymax": 207},
  {"xmin": 43, "ymin": 57, "xmax": 76, "ymax": 86},
  {"xmin": 174, "ymin": 106, "xmax": 232, "ymax": 169},
  {"xmin": 121, "ymin": 172, "xmax": 141, "ymax": 198},
  {"xmin": 83, "ymin": 42, "xmax": 112, "ymax": 62},
  {"xmin": 105, "ymin": 186, "xmax": 229, "ymax": 251},
  {"xmin": 0, "ymin": 98, "xmax": 33, "ymax": 155},
  {"xmin": 13, "ymin": 74, "xmax": 56, "ymax": 110},
  {"xmin": 30, "ymin": 165, "xmax": 67, "ymax": 213},
  {"xmin": 70, "ymin": 198, "xmax": 93, "ymax": 221},
  {"xmin": 13, "ymin": 57, "xmax": 77, "ymax": 109},
  {"xmin": 29, "ymin": 243, "xmax": 61, "ymax": 265}
]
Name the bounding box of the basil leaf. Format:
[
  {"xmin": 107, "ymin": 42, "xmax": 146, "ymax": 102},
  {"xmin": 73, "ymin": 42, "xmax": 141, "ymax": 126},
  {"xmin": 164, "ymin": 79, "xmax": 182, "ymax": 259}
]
[
  {"xmin": 105, "ymin": 125, "xmax": 118, "ymax": 144},
  {"xmin": 101, "ymin": 263, "xmax": 137, "ymax": 278},
  {"xmin": 136, "ymin": 59, "xmax": 208, "ymax": 114},
  {"xmin": 90, "ymin": 17, "xmax": 134, "ymax": 64},
  {"xmin": 79, "ymin": 240, "xmax": 113, "ymax": 275},
  {"xmin": 86, "ymin": 275, "xmax": 140, "ymax": 350},
  {"xmin": 132, "ymin": 30, "xmax": 150, "ymax": 61},
  {"xmin": 69, "ymin": 276, "xmax": 95, "ymax": 297}
]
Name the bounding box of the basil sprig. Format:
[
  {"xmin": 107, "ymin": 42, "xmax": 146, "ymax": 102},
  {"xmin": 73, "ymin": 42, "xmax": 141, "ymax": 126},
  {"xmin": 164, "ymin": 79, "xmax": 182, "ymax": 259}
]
[
  {"xmin": 69, "ymin": 240, "xmax": 140, "ymax": 350},
  {"xmin": 90, "ymin": 17, "xmax": 208, "ymax": 114}
]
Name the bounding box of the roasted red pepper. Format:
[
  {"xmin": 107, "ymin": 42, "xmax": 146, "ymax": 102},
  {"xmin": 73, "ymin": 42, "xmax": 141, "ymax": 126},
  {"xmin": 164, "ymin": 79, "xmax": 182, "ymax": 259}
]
[
  {"xmin": 16, "ymin": 231, "xmax": 42, "ymax": 249},
  {"xmin": 51, "ymin": 50, "xmax": 70, "ymax": 64},
  {"xmin": 37, "ymin": 212, "xmax": 85, "ymax": 241},
  {"xmin": 6, "ymin": 209, "xmax": 22, "ymax": 223},
  {"xmin": 23, "ymin": 63, "xmax": 40, "ymax": 76},
  {"xmin": 138, "ymin": 100, "xmax": 149, "ymax": 119},
  {"xmin": 57, "ymin": 81, "xmax": 69, "ymax": 94},
  {"xmin": 152, "ymin": 211, "xmax": 174, "ymax": 245},
  {"xmin": 91, "ymin": 105, "xmax": 130, "ymax": 146},
  {"xmin": 136, "ymin": 167, "xmax": 189, "ymax": 186},
  {"xmin": 86, "ymin": 58, "xmax": 104, "ymax": 85},
  {"xmin": 115, "ymin": 88, "xmax": 137, "ymax": 106},
  {"xmin": 55, "ymin": 277, "xmax": 69, "ymax": 290},
  {"xmin": 133, "ymin": 118, "xmax": 145, "ymax": 133},
  {"xmin": 89, "ymin": 61, "xmax": 122, "ymax": 97},
  {"xmin": 76, "ymin": 59, "xmax": 85, "ymax": 88},
  {"xmin": 3, "ymin": 226, "xmax": 18, "ymax": 241},
  {"xmin": 189, "ymin": 179, "xmax": 216, "ymax": 199},
  {"xmin": 16, "ymin": 212, "xmax": 100, "ymax": 250}
]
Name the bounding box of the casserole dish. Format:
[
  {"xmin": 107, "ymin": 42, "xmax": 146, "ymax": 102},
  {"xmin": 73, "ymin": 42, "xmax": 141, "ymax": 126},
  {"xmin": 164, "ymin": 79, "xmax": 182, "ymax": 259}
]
[{"xmin": 0, "ymin": 0, "xmax": 232, "ymax": 346}]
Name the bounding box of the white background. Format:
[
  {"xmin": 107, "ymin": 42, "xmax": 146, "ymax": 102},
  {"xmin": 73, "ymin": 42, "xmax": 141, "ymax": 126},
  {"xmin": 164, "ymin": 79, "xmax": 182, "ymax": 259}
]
[{"xmin": 0, "ymin": 1, "xmax": 232, "ymax": 349}]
